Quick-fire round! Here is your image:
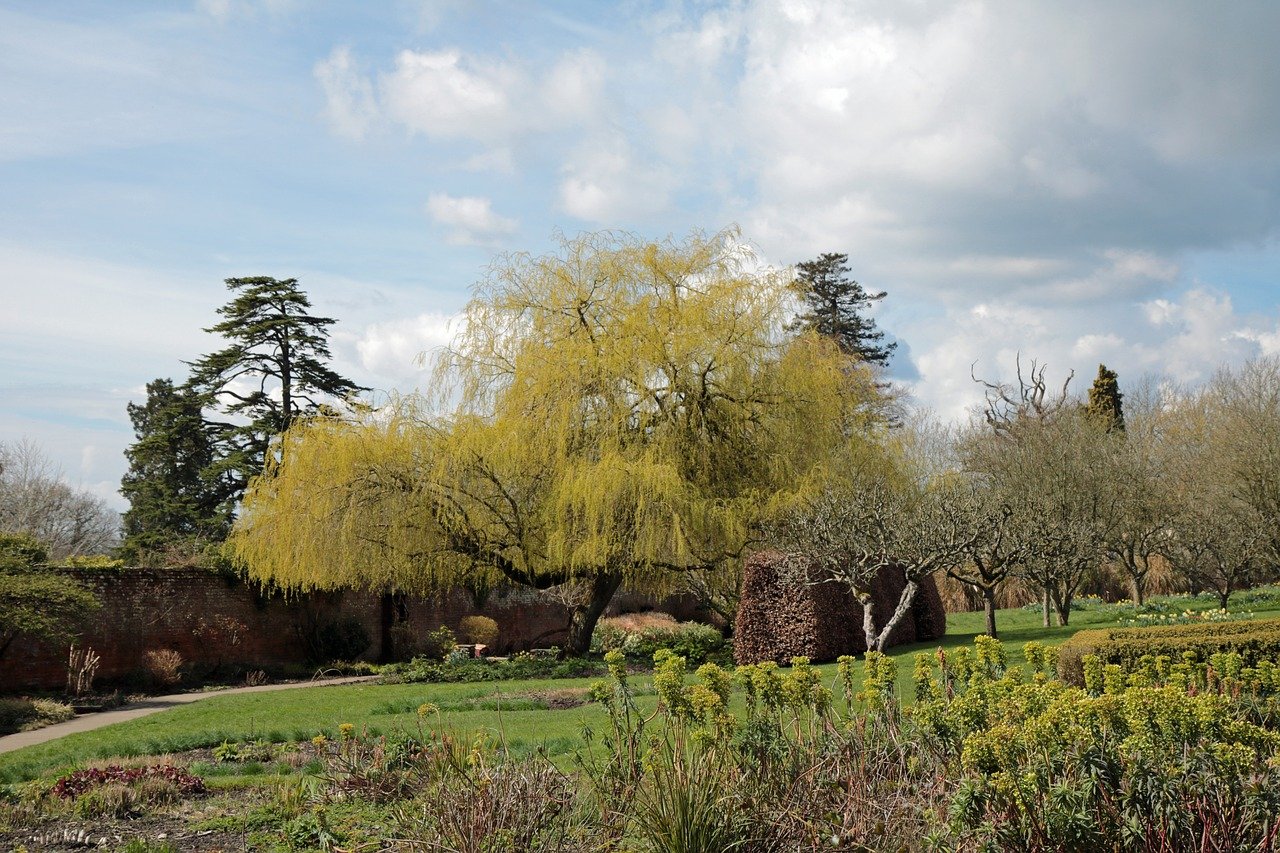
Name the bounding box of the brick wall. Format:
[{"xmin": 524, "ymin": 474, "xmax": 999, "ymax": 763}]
[{"xmin": 0, "ymin": 568, "xmax": 586, "ymax": 692}]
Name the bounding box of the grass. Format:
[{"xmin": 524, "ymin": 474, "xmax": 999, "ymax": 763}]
[{"xmin": 4, "ymin": 587, "xmax": 1279, "ymax": 785}]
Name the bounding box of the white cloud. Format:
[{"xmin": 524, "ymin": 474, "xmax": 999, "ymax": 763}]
[
  {"xmin": 426, "ymin": 193, "xmax": 518, "ymax": 245},
  {"xmin": 317, "ymin": 45, "xmax": 609, "ymax": 151},
  {"xmin": 558, "ymin": 134, "xmax": 674, "ymax": 222},
  {"xmin": 314, "ymin": 47, "xmax": 380, "ymax": 140},
  {"xmin": 352, "ymin": 312, "xmax": 457, "ymax": 386},
  {"xmin": 902, "ymin": 286, "xmax": 1278, "ymax": 422},
  {"xmin": 379, "ymin": 49, "xmax": 519, "ymax": 142}
]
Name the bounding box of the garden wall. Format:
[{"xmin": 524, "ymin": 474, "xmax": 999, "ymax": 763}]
[{"xmin": 0, "ymin": 568, "xmax": 592, "ymax": 691}]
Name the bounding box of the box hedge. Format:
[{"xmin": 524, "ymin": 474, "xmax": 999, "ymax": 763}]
[{"xmin": 1057, "ymin": 618, "xmax": 1280, "ymax": 686}]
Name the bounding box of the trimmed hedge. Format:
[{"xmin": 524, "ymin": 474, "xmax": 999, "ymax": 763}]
[
  {"xmin": 1058, "ymin": 618, "xmax": 1280, "ymax": 686},
  {"xmin": 733, "ymin": 550, "xmax": 947, "ymax": 665}
]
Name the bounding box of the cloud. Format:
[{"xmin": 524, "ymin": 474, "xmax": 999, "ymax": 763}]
[
  {"xmin": 196, "ymin": 0, "xmax": 297, "ymax": 23},
  {"xmin": 351, "ymin": 312, "xmax": 457, "ymax": 389},
  {"xmin": 559, "ymin": 134, "xmax": 675, "ymax": 223},
  {"xmin": 379, "ymin": 49, "xmax": 520, "ymax": 142},
  {"xmin": 317, "ymin": 45, "xmax": 608, "ymax": 153},
  {"xmin": 901, "ymin": 286, "xmax": 1278, "ymax": 422},
  {"xmin": 314, "ymin": 47, "xmax": 380, "ymax": 140},
  {"xmin": 426, "ymin": 193, "xmax": 518, "ymax": 245}
]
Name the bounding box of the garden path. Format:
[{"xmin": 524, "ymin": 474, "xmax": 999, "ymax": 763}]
[{"xmin": 0, "ymin": 675, "xmax": 379, "ymax": 755}]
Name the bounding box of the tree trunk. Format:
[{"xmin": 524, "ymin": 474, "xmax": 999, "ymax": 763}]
[
  {"xmin": 871, "ymin": 580, "xmax": 919, "ymax": 652},
  {"xmin": 1218, "ymin": 588, "xmax": 1230, "ymax": 610},
  {"xmin": 859, "ymin": 591, "xmax": 878, "ymax": 653},
  {"xmin": 563, "ymin": 572, "xmax": 623, "ymax": 657},
  {"xmin": 982, "ymin": 586, "xmax": 998, "ymax": 638},
  {"xmin": 1131, "ymin": 574, "xmax": 1146, "ymax": 606},
  {"xmin": 1052, "ymin": 589, "xmax": 1071, "ymax": 627},
  {"xmin": 1042, "ymin": 588, "xmax": 1052, "ymax": 628}
]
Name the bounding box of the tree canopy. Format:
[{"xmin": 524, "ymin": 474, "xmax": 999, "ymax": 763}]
[
  {"xmin": 1086, "ymin": 363, "xmax": 1125, "ymax": 432},
  {"xmin": 119, "ymin": 378, "xmax": 228, "ymax": 561},
  {"xmin": 789, "ymin": 252, "xmax": 896, "ymax": 366},
  {"xmin": 187, "ymin": 276, "xmax": 366, "ymax": 518},
  {"xmin": 230, "ymin": 229, "xmax": 887, "ymax": 653}
]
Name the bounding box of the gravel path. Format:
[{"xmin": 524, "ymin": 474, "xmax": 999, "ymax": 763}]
[{"xmin": 0, "ymin": 675, "xmax": 379, "ymax": 755}]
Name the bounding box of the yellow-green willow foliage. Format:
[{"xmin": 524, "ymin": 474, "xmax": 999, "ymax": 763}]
[{"xmin": 230, "ymin": 228, "xmax": 888, "ymax": 650}]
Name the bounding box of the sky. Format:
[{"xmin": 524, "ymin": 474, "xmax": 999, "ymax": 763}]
[{"xmin": 4, "ymin": 0, "xmax": 1280, "ymax": 512}]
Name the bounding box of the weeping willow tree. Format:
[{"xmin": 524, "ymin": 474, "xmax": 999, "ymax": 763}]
[{"xmin": 230, "ymin": 228, "xmax": 887, "ymax": 654}]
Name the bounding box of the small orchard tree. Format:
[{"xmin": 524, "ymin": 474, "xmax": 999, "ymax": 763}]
[
  {"xmin": 774, "ymin": 451, "xmax": 975, "ymax": 652},
  {"xmin": 967, "ymin": 362, "xmax": 1116, "ymax": 627},
  {"xmin": 943, "ymin": 475, "xmax": 1028, "ymax": 638},
  {"xmin": 1099, "ymin": 382, "xmax": 1178, "ymax": 605},
  {"xmin": 1201, "ymin": 358, "xmax": 1280, "ymax": 564},
  {"xmin": 1167, "ymin": 504, "xmax": 1267, "ymax": 609},
  {"xmin": 230, "ymin": 229, "xmax": 885, "ymax": 655}
]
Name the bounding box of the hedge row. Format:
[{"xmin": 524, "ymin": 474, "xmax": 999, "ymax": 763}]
[
  {"xmin": 1058, "ymin": 618, "xmax": 1280, "ymax": 685},
  {"xmin": 733, "ymin": 550, "xmax": 946, "ymax": 665}
]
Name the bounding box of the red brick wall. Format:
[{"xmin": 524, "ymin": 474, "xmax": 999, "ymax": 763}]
[{"xmin": 0, "ymin": 569, "xmax": 579, "ymax": 692}]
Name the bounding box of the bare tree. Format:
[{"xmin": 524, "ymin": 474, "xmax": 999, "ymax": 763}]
[
  {"xmin": 972, "ymin": 355, "xmax": 1074, "ymax": 437},
  {"xmin": 1167, "ymin": 504, "xmax": 1267, "ymax": 609},
  {"xmin": 944, "ymin": 476, "xmax": 1028, "ymax": 638},
  {"xmin": 775, "ymin": 473, "xmax": 975, "ymax": 651},
  {"xmin": 1099, "ymin": 380, "xmax": 1179, "ymax": 605},
  {"xmin": 0, "ymin": 440, "xmax": 120, "ymax": 560}
]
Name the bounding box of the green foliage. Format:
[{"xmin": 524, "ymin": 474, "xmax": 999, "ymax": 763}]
[
  {"xmin": 1085, "ymin": 362, "xmax": 1125, "ymax": 431},
  {"xmin": 789, "ymin": 251, "xmax": 896, "ymax": 366},
  {"xmin": 0, "ymin": 567, "xmax": 99, "ymax": 660},
  {"xmin": 459, "ymin": 614, "xmax": 499, "ymax": 647},
  {"xmin": 0, "ymin": 698, "xmax": 74, "ymax": 736},
  {"xmin": 418, "ymin": 624, "xmax": 457, "ymax": 661},
  {"xmin": 119, "ymin": 378, "xmax": 229, "ymax": 562},
  {"xmin": 188, "ymin": 276, "xmax": 365, "ymax": 517},
  {"xmin": 0, "ymin": 533, "xmax": 47, "ymax": 569},
  {"xmin": 60, "ymin": 555, "xmax": 125, "ymax": 569},
  {"xmin": 1057, "ymin": 618, "xmax": 1280, "ymax": 685},
  {"xmin": 381, "ymin": 653, "xmax": 604, "ymax": 684},
  {"xmin": 591, "ymin": 619, "xmax": 727, "ymax": 666}
]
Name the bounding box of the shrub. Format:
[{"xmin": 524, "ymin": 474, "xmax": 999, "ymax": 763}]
[
  {"xmin": 142, "ymin": 649, "xmax": 184, "ymax": 687},
  {"xmin": 52, "ymin": 764, "xmax": 206, "ymax": 798},
  {"xmin": 459, "ymin": 615, "xmax": 499, "ymax": 647},
  {"xmin": 592, "ymin": 616, "xmax": 727, "ymax": 665},
  {"xmin": 382, "ymin": 653, "xmax": 603, "ymax": 685},
  {"xmin": 732, "ymin": 550, "xmax": 946, "ymax": 665},
  {"xmin": 0, "ymin": 698, "xmax": 74, "ymax": 735},
  {"xmin": 305, "ymin": 618, "xmax": 372, "ymax": 663},
  {"xmin": 418, "ymin": 625, "xmax": 457, "ymax": 661},
  {"xmin": 1057, "ymin": 618, "xmax": 1280, "ymax": 685},
  {"xmin": 59, "ymin": 555, "xmax": 125, "ymax": 569}
]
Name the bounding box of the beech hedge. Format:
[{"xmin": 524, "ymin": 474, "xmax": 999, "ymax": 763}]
[{"xmin": 733, "ymin": 550, "xmax": 946, "ymax": 665}]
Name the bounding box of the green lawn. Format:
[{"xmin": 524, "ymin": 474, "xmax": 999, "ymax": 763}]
[{"xmin": 4, "ymin": 589, "xmax": 1278, "ymax": 785}]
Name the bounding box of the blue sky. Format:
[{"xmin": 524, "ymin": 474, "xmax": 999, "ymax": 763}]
[{"xmin": 4, "ymin": 0, "xmax": 1280, "ymax": 511}]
